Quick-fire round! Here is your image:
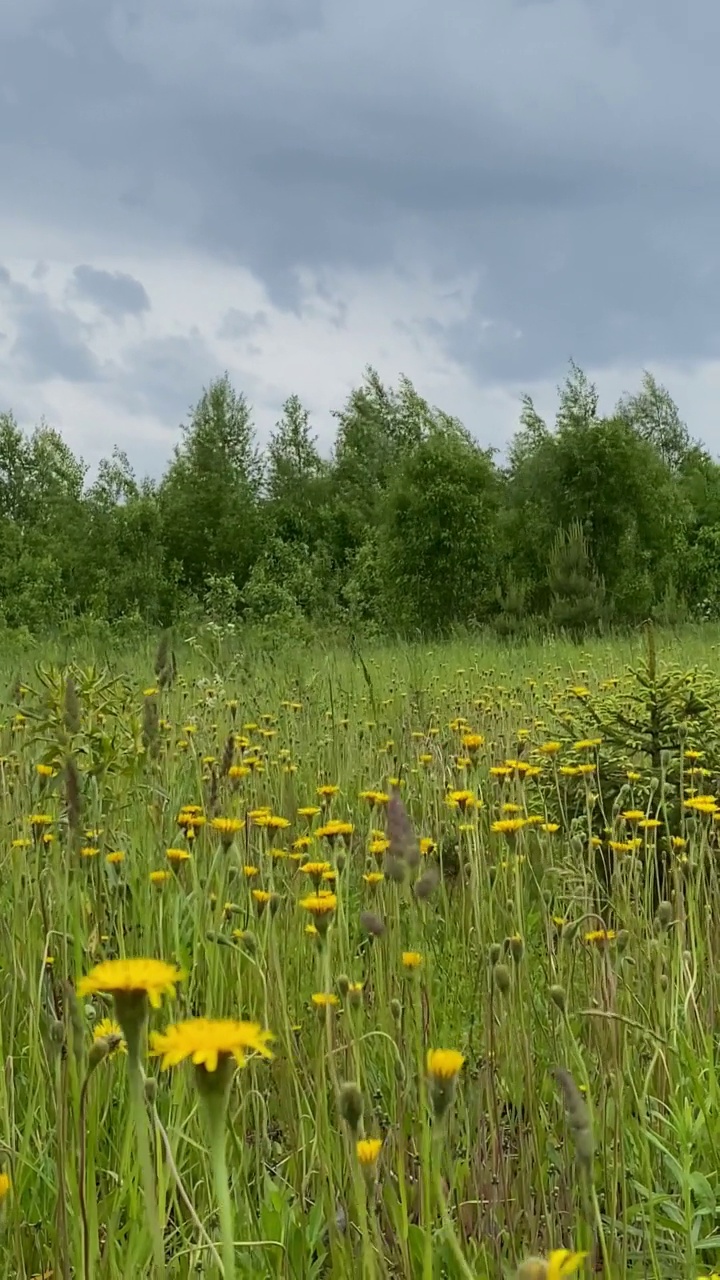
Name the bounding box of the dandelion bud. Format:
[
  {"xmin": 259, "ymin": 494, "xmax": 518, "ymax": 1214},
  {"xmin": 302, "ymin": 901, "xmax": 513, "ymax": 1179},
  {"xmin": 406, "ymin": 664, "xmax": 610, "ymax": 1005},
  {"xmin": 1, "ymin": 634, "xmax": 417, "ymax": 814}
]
[
  {"xmin": 336, "ymin": 850, "xmax": 346, "ymax": 872},
  {"xmin": 488, "ymin": 943, "xmax": 502, "ymax": 966},
  {"xmin": 493, "ymin": 963, "xmax": 511, "ymax": 995},
  {"xmin": 517, "ymin": 1262, "xmax": 547, "ymax": 1280},
  {"xmin": 570, "ymin": 835, "xmax": 584, "ymax": 856},
  {"xmin": 648, "ymin": 776, "xmax": 660, "ymax": 793},
  {"xmin": 144, "ymin": 1077, "xmax": 158, "ymax": 1105},
  {"xmin": 337, "ymin": 974, "xmax": 350, "ymax": 998},
  {"xmin": 237, "ymin": 930, "xmax": 258, "ymax": 954},
  {"xmin": 384, "ymin": 855, "xmax": 406, "ymax": 884},
  {"xmin": 414, "ymin": 866, "xmax": 439, "ymax": 901},
  {"xmin": 360, "ymin": 911, "xmax": 385, "ymax": 939},
  {"xmin": 553, "ymin": 1066, "xmax": 595, "ymax": 1172},
  {"xmin": 659, "ymin": 972, "xmax": 669, "ymax": 992},
  {"xmin": 615, "ymin": 929, "xmax": 630, "ymax": 952},
  {"xmin": 390, "ymin": 998, "xmax": 402, "ymax": 1024},
  {"xmin": 656, "ymin": 901, "xmax": 673, "ymax": 929},
  {"xmin": 338, "ymin": 1082, "xmax": 364, "ymax": 1134},
  {"xmin": 549, "ymin": 984, "xmax": 567, "ymax": 1014},
  {"xmin": 507, "ymin": 935, "xmax": 524, "ymax": 963},
  {"xmin": 394, "ymin": 1056, "xmax": 406, "ymax": 1085},
  {"xmin": 88, "ymin": 1036, "xmax": 112, "ymax": 1069}
]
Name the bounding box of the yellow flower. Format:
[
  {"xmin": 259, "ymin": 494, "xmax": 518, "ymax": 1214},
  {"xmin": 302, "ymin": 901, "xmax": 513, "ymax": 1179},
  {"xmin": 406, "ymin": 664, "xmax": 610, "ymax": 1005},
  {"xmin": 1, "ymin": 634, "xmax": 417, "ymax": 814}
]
[
  {"xmin": 547, "ymin": 1249, "xmax": 588, "ymax": 1279},
  {"xmin": 461, "ymin": 732, "xmax": 484, "ymax": 752},
  {"xmin": 211, "ymin": 816, "xmax": 243, "ymax": 840},
  {"xmin": 299, "ymin": 892, "xmax": 337, "ymax": 919},
  {"xmin": 166, "ymin": 847, "xmax": 191, "ymax": 865},
  {"xmin": 300, "ymin": 860, "xmax": 332, "ymax": 884},
  {"xmin": 583, "ymin": 929, "xmax": 616, "ymax": 945},
  {"xmin": 93, "ymin": 1018, "xmax": 126, "ymax": 1055},
  {"xmin": 363, "ymin": 872, "xmax": 385, "ymax": 887},
  {"xmin": 621, "ymin": 809, "xmax": 646, "ymax": 822},
  {"xmin": 426, "ymin": 1048, "xmax": 465, "ymax": 1080},
  {"xmin": 297, "ymin": 806, "xmax": 321, "ymax": 820},
  {"xmin": 316, "ymin": 784, "xmax": 339, "ymax": 800},
  {"xmin": 356, "ymin": 1137, "xmax": 383, "ymax": 1166},
  {"xmin": 0, "ymin": 1172, "xmax": 10, "ymax": 1202},
  {"xmin": 78, "ymin": 958, "xmax": 185, "ymax": 1009},
  {"xmin": 402, "ymin": 951, "xmax": 423, "ymax": 969},
  {"xmin": 316, "ymin": 820, "xmax": 354, "ymax": 841},
  {"xmin": 491, "ymin": 818, "xmax": 527, "ymax": 835},
  {"xmin": 574, "ymin": 738, "xmax": 601, "ymax": 750},
  {"xmin": 419, "ymin": 837, "xmax": 436, "ymax": 855},
  {"xmin": 538, "ymin": 741, "xmax": 562, "ymax": 755},
  {"xmin": 311, "ymin": 992, "xmax": 339, "ymax": 1008},
  {"xmin": 80, "ymin": 846, "xmax": 100, "ymax": 858},
  {"xmin": 446, "ymin": 790, "xmax": 475, "ymax": 811},
  {"xmin": 151, "ymin": 1017, "xmax": 273, "ymax": 1072},
  {"xmin": 243, "ymin": 865, "xmax": 259, "ymax": 879},
  {"xmin": 105, "ymin": 851, "xmax": 125, "ymax": 865},
  {"xmin": 150, "ymin": 870, "xmax": 172, "ymax": 886},
  {"xmin": 228, "ymin": 764, "xmax": 251, "ymax": 780},
  {"xmin": 369, "ymin": 837, "xmax": 390, "ymax": 858},
  {"xmin": 36, "ymin": 763, "xmax": 55, "ymax": 778}
]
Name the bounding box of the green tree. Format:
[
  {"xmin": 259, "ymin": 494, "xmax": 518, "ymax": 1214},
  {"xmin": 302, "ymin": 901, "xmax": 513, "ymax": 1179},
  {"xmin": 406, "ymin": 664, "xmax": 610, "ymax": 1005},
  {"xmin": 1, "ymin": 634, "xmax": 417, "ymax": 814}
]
[
  {"xmin": 548, "ymin": 521, "xmax": 607, "ymax": 636},
  {"xmin": 159, "ymin": 375, "xmax": 262, "ymax": 601},
  {"xmin": 616, "ymin": 372, "xmax": 691, "ymax": 471},
  {"xmin": 380, "ymin": 426, "xmax": 500, "ymax": 633}
]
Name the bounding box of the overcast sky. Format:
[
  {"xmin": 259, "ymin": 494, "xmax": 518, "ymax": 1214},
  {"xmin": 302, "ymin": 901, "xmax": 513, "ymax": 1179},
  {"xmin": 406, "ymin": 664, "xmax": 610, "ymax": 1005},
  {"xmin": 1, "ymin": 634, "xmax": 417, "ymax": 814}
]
[{"xmin": 2, "ymin": 0, "xmax": 720, "ymax": 475}]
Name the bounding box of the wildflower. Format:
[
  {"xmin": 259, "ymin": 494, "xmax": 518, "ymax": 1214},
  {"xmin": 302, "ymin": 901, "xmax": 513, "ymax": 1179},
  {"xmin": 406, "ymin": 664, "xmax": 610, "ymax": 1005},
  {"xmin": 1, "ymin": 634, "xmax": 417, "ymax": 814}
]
[
  {"xmin": 166, "ymin": 847, "xmax": 191, "ymax": 865},
  {"xmin": 211, "ymin": 816, "xmax": 243, "ymax": 845},
  {"xmin": 541, "ymin": 822, "xmax": 560, "ymax": 834},
  {"xmin": 105, "ymin": 851, "xmax": 125, "ymax": 866},
  {"xmin": 150, "ymin": 870, "xmax": 172, "ymax": 886},
  {"xmin": 317, "ymin": 784, "xmax": 339, "ymax": 801},
  {"xmin": 293, "ymin": 835, "xmax": 313, "ymax": 852},
  {"xmin": 418, "ymin": 753, "xmax": 433, "ymax": 765},
  {"xmin": 427, "ymin": 1049, "xmax": 465, "ymax": 1119},
  {"xmin": 316, "ymin": 820, "xmax": 354, "ymax": 842},
  {"xmin": 299, "ymin": 893, "xmax": 337, "ymax": 937},
  {"xmin": 638, "ymin": 818, "xmax": 661, "ymax": 830},
  {"xmin": 80, "ymin": 846, "xmax": 100, "ymax": 858},
  {"xmin": 583, "ymin": 929, "xmax": 616, "ymax": 945},
  {"xmin": 419, "ymin": 837, "xmax": 436, "ymax": 856},
  {"xmin": 574, "ymin": 738, "xmax": 601, "ymax": 750},
  {"xmin": 538, "ymin": 741, "xmax": 562, "ymax": 755},
  {"xmin": 518, "ymin": 1250, "xmax": 587, "ymax": 1279},
  {"xmin": 363, "ymin": 871, "xmax": 385, "ymax": 887},
  {"xmin": 36, "ymin": 763, "xmax": 55, "ymax": 778},
  {"xmin": 151, "ymin": 1018, "xmax": 273, "ymax": 1073},
  {"xmin": 12, "ymin": 838, "xmax": 31, "ymax": 849},
  {"xmin": 311, "ymin": 992, "xmax": 339, "ymax": 1009},
  {"xmin": 0, "ymin": 1173, "xmax": 10, "ymax": 1202},
  {"xmin": 621, "ymin": 809, "xmax": 645, "ymax": 822},
  {"xmin": 228, "ymin": 764, "xmax": 251, "ymax": 780},
  {"xmin": 356, "ymin": 1137, "xmax": 383, "ymax": 1172},
  {"xmin": 369, "ymin": 837, "xmax": 390, "ymax": 858},
  {"xmin": 242, "ymin": 865, "xmax": 259, "ymax": 879},
  {"xmin": 300, "ymin": 860, "xmax": 332, "ymax": 886},
  {"xmin": 446, "ymin": 790, "xmax": 475, "ymax": 811},
  {"xmin": 298, "ymin": 806, "xmax": 321, "ymax": 822},
  {"xmin": 461, "ymin": 732, "xmax": 484, "ymax": 752},
  {"xmin": 92, "ymin": 1018, "xmax": 126, "ymax": 1055},
  {"xmin": 78, "ymin": 958, "xmax": 184, "ymax": 1009},
  {"xmin": 492, "ymin": 818, "xmax": 527, "ymax": 835},
  {"xmin": 402, "ymin": 951, "xmax": 423, "ymax": 969}
]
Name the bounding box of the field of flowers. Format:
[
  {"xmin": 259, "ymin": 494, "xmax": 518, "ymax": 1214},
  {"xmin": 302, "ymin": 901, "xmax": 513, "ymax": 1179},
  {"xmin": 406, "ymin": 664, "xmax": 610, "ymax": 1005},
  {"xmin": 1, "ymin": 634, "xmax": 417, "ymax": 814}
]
[{"xmin": 3, "ymin": 626, "xmax": 720, "ymax": 1279}]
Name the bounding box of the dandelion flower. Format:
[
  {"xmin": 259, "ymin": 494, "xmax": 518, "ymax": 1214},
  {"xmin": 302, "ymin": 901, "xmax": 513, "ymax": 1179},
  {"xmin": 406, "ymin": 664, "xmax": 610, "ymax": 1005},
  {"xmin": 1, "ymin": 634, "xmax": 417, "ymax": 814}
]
[
  {"xmin": 78, "ymin": 958, "xmax": 184, "ymax": 1010},
  {"xmin": 151, "ymin": 1017, "xmax": 273, "ymax": 1073},
  {"xmin": 356, "ymin": 1137, "xmax": 382, "ymax": 1167},
  {"xmin": 402, "ymin": 951, "xmax": 423, "ymax": 969}
]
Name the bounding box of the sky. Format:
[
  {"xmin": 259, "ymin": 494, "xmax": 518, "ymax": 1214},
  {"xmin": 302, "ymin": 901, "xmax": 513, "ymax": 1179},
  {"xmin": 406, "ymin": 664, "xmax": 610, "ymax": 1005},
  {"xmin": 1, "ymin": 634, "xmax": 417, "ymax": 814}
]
[{"xmin": 2, "ymin": 0, "xmax": 720, "ymax": 476}]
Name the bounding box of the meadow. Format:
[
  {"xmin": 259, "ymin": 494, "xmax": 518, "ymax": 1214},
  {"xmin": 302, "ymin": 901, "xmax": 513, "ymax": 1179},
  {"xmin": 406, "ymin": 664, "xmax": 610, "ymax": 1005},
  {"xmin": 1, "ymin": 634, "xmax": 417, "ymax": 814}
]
[{"xmin": 2, "ymin": 625, "xmax": 720, "ymax": 1279}]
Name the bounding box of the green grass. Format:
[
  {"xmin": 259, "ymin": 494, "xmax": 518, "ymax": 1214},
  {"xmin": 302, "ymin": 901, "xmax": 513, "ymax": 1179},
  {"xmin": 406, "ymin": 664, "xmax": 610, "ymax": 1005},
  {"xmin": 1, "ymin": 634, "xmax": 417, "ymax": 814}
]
[{"xmin": 2, "ymin": 624, "xmax": 720, "ymax": 1278}]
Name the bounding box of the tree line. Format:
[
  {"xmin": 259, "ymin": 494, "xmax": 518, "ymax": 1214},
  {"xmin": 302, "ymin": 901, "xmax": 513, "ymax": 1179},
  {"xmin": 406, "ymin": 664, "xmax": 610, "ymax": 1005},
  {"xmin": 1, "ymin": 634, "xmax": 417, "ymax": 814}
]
[{"xmin": 2, "ymin": 362, "xmax": 719, "ymax": 636}]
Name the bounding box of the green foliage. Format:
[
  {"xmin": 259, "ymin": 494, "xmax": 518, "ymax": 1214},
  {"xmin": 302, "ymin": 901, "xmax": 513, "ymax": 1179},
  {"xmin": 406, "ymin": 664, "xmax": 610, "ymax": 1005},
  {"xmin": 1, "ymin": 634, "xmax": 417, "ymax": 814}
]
[
  {"xmin": 548, "ymin": 521, "xmax": 606, "ymax": 637},
  {"xmin": 0, "ymin": 363, "xmax": 719, "ymax": 637}
]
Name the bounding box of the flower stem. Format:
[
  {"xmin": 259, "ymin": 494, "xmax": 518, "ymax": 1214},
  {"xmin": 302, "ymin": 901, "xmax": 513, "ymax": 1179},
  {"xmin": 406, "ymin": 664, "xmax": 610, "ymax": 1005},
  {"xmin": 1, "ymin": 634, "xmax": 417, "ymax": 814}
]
[{"xmin": 127, "ymin": 1053, "xmax": 165, "ymax": 1277}]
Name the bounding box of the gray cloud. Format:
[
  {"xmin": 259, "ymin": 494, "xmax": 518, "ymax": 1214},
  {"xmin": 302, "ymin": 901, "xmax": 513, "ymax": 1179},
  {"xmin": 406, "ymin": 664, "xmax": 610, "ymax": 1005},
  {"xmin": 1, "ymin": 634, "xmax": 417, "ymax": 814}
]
[
  {"xmin": 72, "ymin": 264, "xmax": 150, "ymax": 317},
  {"xmin": 2, "ymin": 0, "xmax": 720, "ymax": 433},
  {"xmin": 218, "ymin": 308, "xmax": 269, "ymax": 340},
  {"xmin": 0, "ymin": 266, "xmax": 102, "ymax": 382},
  {"xmin": 112, "ymin": 332, "xmax": 222, "ymax": 422}
]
